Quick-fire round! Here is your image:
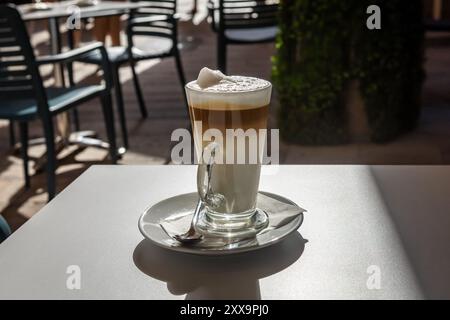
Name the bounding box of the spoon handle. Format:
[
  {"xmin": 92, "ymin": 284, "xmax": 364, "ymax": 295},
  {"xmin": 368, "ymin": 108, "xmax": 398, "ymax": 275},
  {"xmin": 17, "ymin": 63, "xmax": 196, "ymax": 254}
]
[{"xmin": 191, "ymin": 198, "xmax": 202, "ymax": 228}]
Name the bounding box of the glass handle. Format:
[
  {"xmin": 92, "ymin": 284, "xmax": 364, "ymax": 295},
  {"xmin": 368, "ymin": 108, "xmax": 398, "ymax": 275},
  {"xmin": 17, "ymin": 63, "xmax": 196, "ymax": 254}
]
[{"xmin": 197, "ymin": 142, "xmax": 224, "ymax": 209}]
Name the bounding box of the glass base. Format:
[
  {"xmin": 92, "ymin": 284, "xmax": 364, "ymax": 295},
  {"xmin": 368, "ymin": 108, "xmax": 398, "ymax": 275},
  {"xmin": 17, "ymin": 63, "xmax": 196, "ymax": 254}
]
[{"xmin": 196, "ymin": 208, "xmax": 269, "ymax": 239}]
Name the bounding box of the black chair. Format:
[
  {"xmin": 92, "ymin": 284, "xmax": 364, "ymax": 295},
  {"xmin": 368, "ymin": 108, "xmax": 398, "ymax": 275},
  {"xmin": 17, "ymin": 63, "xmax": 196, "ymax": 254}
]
[
  {"xmin": 0, "ymin": 5, "xmax": 118, "ymax": 200},
  {"xmin": 8, "ymin": 120, "xmax": 16, "ymax": 147},
  {"xmin": 83, "ymin": 0, "xmax": 187, "ymax": 149},
  {"xmin": 208, "ymin": 0, "xmax": 279, "ymax": 73},
  {"xmin": 0, "ymin": 214, "xmax": 11, "ymax": 244}
]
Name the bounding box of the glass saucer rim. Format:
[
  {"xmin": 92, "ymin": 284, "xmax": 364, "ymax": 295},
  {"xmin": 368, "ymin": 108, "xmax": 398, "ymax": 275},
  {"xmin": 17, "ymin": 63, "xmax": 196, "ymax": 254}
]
[{"xmin": 138, "ymin": 191, "xmax": 304, "ymax": 256}]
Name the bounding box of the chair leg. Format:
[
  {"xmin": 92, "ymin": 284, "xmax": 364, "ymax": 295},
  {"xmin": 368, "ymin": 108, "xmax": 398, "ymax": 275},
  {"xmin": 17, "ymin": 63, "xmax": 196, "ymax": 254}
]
[
  {"xmin": 19, "ymin": 122, "xmax": 30, "ymax": 189},
  {"xmin": 173, "ymin": 48, "xmax": 188, "ymax": 116},
  {"xmin": 72, "ymin": 108, "xmax": 80, "ymax": 131},
  {"xmin": 174, "ymin": 48, "xmax": 186, "ymax": 86},
  {"xmin": 9, "ymin": 120, "xmax": 16, "ymax": 148},
  {"xmin": 66, "ymin": 30, "xmax": 81, "ymax": 132},
  {"xmin": 41, "ymin": 117, "xmax": 56, "ymax": 201},
  {"xmin": 112, "ymin": 67, "xmax": 129, "ymax": 149},
  {"xmin": 217, "ymin": 36, "xmax": 227, "ymax": 73},
  {"xmin": 130, "ymin": 61, "xmax": 148, "ymax": 119},
  {"xmin": 100, "ymin": 94, "xmax": 118, "ymax": 163}
]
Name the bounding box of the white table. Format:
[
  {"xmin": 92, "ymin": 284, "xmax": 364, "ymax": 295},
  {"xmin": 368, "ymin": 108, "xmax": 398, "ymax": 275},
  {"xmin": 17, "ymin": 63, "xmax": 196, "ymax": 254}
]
[{"xmin": 0, "ymin": 165, "xmax": 449, "ymax": 299}]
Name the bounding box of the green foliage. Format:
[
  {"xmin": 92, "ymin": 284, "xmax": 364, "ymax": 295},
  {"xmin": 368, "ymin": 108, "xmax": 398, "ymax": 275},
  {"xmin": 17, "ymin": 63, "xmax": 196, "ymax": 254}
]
[{"xmin": 272, "ymin": 0, "xmax": 425, "ymax": 144}]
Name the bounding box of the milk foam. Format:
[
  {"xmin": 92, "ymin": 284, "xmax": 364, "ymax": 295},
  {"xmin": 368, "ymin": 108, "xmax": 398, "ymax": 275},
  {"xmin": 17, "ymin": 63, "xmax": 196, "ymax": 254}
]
[
  {"xmin": 186, "ymin": 76, "xmax": 272, "ymax": 110},
  {"xmin": 195, "ymin": 67, "xmax": 227, "ymax": 88}
]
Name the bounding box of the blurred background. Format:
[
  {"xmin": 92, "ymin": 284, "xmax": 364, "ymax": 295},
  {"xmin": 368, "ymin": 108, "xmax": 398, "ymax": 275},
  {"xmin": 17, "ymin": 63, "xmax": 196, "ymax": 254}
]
[{"xmin": 0, "ymin": 0, "xmax": 449, "ymax": 231}]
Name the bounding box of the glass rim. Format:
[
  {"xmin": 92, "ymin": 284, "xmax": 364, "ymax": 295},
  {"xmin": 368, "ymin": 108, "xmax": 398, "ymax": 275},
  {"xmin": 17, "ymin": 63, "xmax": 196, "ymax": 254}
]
[{"xmin": 185, "ymin": 79, "xmax": 272, "ymax": 95}]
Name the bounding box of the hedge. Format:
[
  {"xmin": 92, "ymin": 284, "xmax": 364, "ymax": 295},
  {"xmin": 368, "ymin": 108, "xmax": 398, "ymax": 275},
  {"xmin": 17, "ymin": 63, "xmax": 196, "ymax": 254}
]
[{"xmin": 272, "ymin": 0, "xmax": 425, "ymax": 144}]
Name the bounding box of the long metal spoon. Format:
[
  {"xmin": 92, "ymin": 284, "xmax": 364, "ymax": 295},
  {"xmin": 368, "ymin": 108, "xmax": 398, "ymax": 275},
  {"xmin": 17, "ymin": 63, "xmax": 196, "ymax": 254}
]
[
  {"xmin": 172, "ymin": 143, "xmax": 218, "ymax": 244},
  {"xmin": 172, "ymin": 198, "xmax": 203, "ymax": 243}
]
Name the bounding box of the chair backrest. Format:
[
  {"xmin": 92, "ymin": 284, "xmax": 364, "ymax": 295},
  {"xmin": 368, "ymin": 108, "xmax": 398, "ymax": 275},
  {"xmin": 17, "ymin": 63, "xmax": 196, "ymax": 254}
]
[
  {"xmin": 216, "ymin": 0, "xmax": 279, "ymax": 31},
  {"xmin": 128, "ymin": 0, "xmax": 178, "ymax": 41},
  {"xmin": 0, "ymin": 4, "xmax": 45, "ymax": 101}
]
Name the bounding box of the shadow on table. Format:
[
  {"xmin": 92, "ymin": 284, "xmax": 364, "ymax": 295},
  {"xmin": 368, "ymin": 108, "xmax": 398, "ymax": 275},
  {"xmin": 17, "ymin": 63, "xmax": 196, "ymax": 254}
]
[
  {"xmin": 133, "ymin": 232, "xmax": 307, "ymax": 299},
  {"xmin": 370, "ymin": 166, "xmax": 450, "ymax": 299}
]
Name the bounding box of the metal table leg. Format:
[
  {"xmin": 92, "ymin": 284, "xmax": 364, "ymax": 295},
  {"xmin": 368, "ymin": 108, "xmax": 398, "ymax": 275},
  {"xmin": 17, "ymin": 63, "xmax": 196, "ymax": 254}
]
[
  {"xmin": 433, "ymin": 0, "xmax": 443, "ymax": 20},
  {"xmin": 191, "ymin": 0, "xmax": 198, "ymax": 16}
]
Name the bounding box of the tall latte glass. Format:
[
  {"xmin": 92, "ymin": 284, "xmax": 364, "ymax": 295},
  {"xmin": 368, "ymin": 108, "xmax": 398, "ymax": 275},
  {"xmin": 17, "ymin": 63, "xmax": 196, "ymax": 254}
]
[{"xmin": 185, "ymin": 76, "xmax": 272, "ymax": 238}]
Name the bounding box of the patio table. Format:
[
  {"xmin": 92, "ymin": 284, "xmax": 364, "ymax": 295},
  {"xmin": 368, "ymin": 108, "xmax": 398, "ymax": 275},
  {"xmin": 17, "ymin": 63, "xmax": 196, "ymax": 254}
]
[
  {"xmin": 17, "ymin": 1, "xmax": 154, "ymax": 159},
  {"xmin": 0, "ymin": 165, "xmax": 449, "ymax": 299}
]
